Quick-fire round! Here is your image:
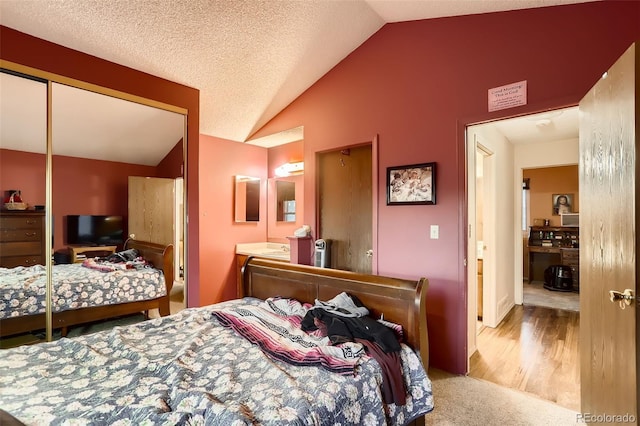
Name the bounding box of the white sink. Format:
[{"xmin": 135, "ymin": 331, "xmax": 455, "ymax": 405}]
[{"xmin": 236, "ymin": 242, "xmax": 290, "ymax": 260}]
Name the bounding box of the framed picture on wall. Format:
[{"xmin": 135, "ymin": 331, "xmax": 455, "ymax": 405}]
[
  {"xmin": 552, "ymin": 193, "xmax": 573, "ymax": 215},
  {"xmin": 387, "ymin": 162, "xmax": 436, "ymax": 205}
]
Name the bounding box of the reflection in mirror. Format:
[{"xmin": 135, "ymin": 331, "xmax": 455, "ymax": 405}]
[
  {"xmin": 276, "ymin": 180, "xmax": 296, "ymax": 222},
  {"xmin": 51, "ymin": 82, "xmax": 186, "ymax": 331},
  {"xmin": 267, "ymin": 174, "xmax": 304, "ymax": 242},
  {"xmin": 0, "ymin": 68, "xmax": 187, "ymax": 347},
  {"xmin": 0, "ymin": 70, "xmax": 48, "ymax": 342},
  {"xmin": 235, "ymin": 176, "xmax": 261, "ymax": 222},
  {"xmin": 264, "ymin": 138, "xmax": 304, "ymax": 241}
]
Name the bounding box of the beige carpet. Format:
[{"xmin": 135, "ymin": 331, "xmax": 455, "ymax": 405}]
[{"xmin": 426, "ymin": 368, "xmax": 581, "ymax": 425}]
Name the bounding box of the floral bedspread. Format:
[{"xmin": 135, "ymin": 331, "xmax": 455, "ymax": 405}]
[
  {"xmin": 0, "ymin": 263, "xmax": 166, "ymax": 319},
  {"xmin": 0, "ymin": 298, "xmax": 434, "ymax": 425}
]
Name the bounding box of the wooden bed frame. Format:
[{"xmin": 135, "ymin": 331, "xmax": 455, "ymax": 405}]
[
  {"xmin": 0, "ymin": 239, "xmax": 174, "ymax": 338},
  {"xmin": 240, "ymin": 257, "xmax": 429, "ymax": 371}
]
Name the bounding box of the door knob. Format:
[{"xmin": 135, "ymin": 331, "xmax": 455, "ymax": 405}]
[
  {"xmin": 609, "ymin": 289, "xmax": 635, "ymax": 310},
  {"xmin": 365, "ymin": 249, "xmax": 373, "ymax": 258}
]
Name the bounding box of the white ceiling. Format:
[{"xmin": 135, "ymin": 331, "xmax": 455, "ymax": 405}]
[
  {"xmin": 484, "ymin": 106, "xmax": 579, "ymax": 145},
  {"xmin": 0, "ymin": 72, "xmax": 184, "ymax": 165},
  {"xmin": 0, "ymin": 0, "xmax": 590, "ymax": 162}
]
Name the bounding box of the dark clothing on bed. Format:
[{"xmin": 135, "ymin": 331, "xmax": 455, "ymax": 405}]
[
  {"xmin": 302, "ymin": 306, "xmax": 407, "ymax": 405},
  {"xmin": 301, "ymin": 292, "xmax": 407, "ymax": 405},
  {"xmin": 301, "ymin": 308, "xmax": 401, "ymax": 353},
  {"xmin": 356, "ymin": 339, "xmax": 406, "ymax": 406}
]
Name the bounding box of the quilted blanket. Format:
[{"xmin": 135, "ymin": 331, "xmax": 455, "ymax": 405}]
[
  {"xmin": 0, "ymin": 298, "xmax": 434, "ymax": 425},
  {"xmin": 0, "ymin": 263, "xmax": 166, "ymax": 319},
  {"xmin": 212, "ymin": 297, "xmax": 367, "ymax": 375}
]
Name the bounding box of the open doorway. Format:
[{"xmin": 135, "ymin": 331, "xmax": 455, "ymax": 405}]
[
  {"xmin": 465, "ymin": 106, "xmax": 581, "ymax": 410},
  {"xmin": 522, "ymin": 166, "xmax": 579, "ymax": 312}
]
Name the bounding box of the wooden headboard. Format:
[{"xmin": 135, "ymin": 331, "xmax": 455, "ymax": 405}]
[
  {"xmin": 241, "ymin": 257, "xmax": 429, "ymax": 369},
  {"xmin": 124, "ymin": 239, "xmax": 174, "ymax": 294}
]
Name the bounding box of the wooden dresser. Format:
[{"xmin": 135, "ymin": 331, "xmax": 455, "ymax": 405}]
[{"xmin": 0, "ymin": 210, "xmax": 46, "ymax": 268}]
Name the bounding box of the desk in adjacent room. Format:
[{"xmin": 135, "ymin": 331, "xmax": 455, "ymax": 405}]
[{"xmin": 527, "ymin": 226, "xmax": 579, "ymax": 289}]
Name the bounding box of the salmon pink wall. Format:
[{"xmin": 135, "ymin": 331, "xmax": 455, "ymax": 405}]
[
  {"xmin": 52, "ymin": 155, "xmax": 157, "ymax": 250},
  {"xmin": 1, "ymin": 26, "xmax": 201, "ymax": 305},
  {"xmin": 251, "ymin": 1, "xmax": 640, "ymax": 373},
  {"xmin": 199, "ymin": 134, "xmax": 267, "ymax": 305},
  {"xmin": 524, "ymin": 165, "xmax": 579, "ymax": 228},
  {"xmin": 1, "ymin": 149, "xmax": 157, "ymax": 251},
  {"xmin": 157, "ymin": 140, "xmax": 184, "ymax": 178},
  {"xmin": 0, "ymin": 149, "xmax": 46, "ymax": 207},
  {"xmin": 267, "ymin": 140, "xmax": 304, "ymax": 178}
]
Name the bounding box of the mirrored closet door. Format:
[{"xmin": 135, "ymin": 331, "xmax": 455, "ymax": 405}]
[
  {"xmin": 0, "ymin": 70, "xmax": 48, "ymax": 343},
  {"xmin": 0, "ymin": 65, "xmax": 187, "ymax": 346}
]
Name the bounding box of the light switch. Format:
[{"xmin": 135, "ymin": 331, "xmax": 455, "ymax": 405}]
[{"xmin": 430, "ymin": 225, "xmax": 439, "ymax": 239}]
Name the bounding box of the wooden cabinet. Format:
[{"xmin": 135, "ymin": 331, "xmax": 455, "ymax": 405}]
[
  {"xmin": 527, "ymin": 226, "xmax": 579, "ymax": 288},
  {"xmin": 0, "ymin": 211, "xmax": 46, "ymax": 268},
  {"xmin": 68, "ymin": 245, "xmax": 117, "ymax": 263},
  {"xmin": 561, "ymin": 248, "xmax": 580, "ymax": 290},
  {"xmin": 128, "ymin": 176, "xmax": 175, "ymax": 247},
  {"xmin": 528, "ymin": 226, "xmax": 579, "ymax": 249},
  {"xmin": 128, "ymin": 176, "xmax": 183, "ymax": 284}
]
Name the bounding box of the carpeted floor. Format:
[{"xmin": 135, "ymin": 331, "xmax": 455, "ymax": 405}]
[
  {"xmin": 426, "ymin": 368, "xmax": 581, "ymax": 425},
  {"xmin": 0, "ymin": 313, "xmax": 148, "ymax": 348}
]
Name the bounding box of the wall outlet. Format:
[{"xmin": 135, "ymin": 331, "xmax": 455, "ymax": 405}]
[{"xmin": 430, "ymin": 225, "xmax": 439, "ymax": 239}]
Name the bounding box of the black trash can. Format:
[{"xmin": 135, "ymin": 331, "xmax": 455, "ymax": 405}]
[
  {"xmin": 543, "ymin": 265, "xmax": 573, "ymax": 292},
  {"xmin": 53, "ymin": 249, "xmax": 71, "ymax": 265}
]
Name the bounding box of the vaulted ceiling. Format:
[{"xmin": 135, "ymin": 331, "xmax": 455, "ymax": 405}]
[{"xmin": 0, "ymin": 0, "xmax": 591, "ymax": 161}]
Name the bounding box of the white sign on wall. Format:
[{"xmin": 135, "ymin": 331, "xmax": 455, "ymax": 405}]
[{"xmin": 488, "ymin": 80, "xmax": 527, "ymax": 112}]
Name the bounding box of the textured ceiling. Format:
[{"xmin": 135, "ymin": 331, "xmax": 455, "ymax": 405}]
[{"xmin": 0, "ymin": 0, "xmax": 593, "ymax": 149}]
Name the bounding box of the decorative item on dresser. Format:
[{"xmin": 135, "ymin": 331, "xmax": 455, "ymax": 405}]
[{"xmin": 0, "ymin": 210, "xmax": 45, "ymax": 268}]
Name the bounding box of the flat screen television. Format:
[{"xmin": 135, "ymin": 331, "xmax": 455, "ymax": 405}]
[{"xmin": 66, "ymin": 215, "xmax": 125, "ymax": 246}]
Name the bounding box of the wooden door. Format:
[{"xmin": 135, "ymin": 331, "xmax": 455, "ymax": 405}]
[
  {"xmin": 318, "ymin": 145, "xmax": 372, "ymax": 273},
  {"xmin": 579, "ymin": 42, "xmax": 637, "ymax": 420},
  {"xmin": 128, "ymin": 176, "xmax": 175, "ymax": 247}
]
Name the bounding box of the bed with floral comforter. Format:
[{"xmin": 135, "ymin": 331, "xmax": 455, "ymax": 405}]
[
  {"xmin": 0, "ymin": 297, "xmax": 433, "ymax": 425},
  {"xmin": 0, "ymin": 261, "xmax": 166, "ymax": 320}
]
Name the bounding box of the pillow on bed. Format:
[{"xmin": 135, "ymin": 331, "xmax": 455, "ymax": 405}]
[{"xmin": 106, "ymin": 248, "xmax": 139, "ymax": 263}]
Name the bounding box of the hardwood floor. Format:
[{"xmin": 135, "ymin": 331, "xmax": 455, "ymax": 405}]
[{"xmin": 469, "ymin": 304, "xmax": 580, "ymax": 411}]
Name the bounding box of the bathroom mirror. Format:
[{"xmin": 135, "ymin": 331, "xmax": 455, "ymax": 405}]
[
  {"xmin": 267, "ymin": 174, "xmax": 304, "ymax": 241},
  {"xmin": 235, "ymin": 175, "xmax": 260, "ymax": 222},
  {"xmin": 276, "ymin": 180, "xmax": 296, "ymax": 222}
]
